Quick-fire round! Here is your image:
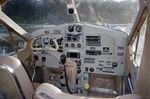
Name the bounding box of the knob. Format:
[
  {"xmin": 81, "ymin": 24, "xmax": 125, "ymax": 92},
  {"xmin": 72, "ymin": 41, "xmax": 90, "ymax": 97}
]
[
  {"xmin": 32, "ymin": 55, "xmax": 38, "ymax": 62},
  {"xmin": 57, "ymin": 39, "xmax": 61, "ymax": 45},
  {"xmin": 60, "ymin": 76, "xmax": 64, "ymax": 79},
  {"xmin": 77, "ymin": 70, "xmax": 81, "ymax": 74},
  {"xmin": 76, "ymin": 60, "xmax": 81, "ymax": 66},
  {"xmin": 77, "ymin": 44, "xmax": 81, "ymax": 48},
  {"xmin": 65, "ymin": 43, "xmax": 69, "ymax": 47},
  {"xmin": 83, "ymin": 83, "xmax": 89, "ymax": 91},
  {"xmin": 60, "ymin": 54, "xmax": 66, "ymax": 64},
  {"xmin": 71, "ymin": 43, "xmax": 75, "ymax": 47},
  {"xmin": 50, "ymin": 39, "xmax": 54, "ymax": 45},
  {"xmin": 42, "ymin": 57, "xmax": 46, "ymax": 61},
  {"xmin": 89, "ymin": 68, "xmax": 94, "ymax": 72},
  {"xmin": 112, "ymin": 62, "xmax": 118, "ymax": 67}
]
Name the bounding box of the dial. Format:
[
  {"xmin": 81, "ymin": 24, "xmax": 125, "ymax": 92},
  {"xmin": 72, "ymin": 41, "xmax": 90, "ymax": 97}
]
[
  {"xmin": 36, "ymin": 38, "xmax": 42, "ymax": 47},
  {"xmin": 43, "ymin": 38, "xmax": 49, "ymax": 45},
  {"xmin": 18, "ymin": 41, "xmax": 24, "ymax": 49},
  {"xmin": 76, "ymin": 25, "xmax": 82, "ymax": 32},
  {"xmin": 68, "ymin": 25, "xmax": 74, "ymax": 32}
]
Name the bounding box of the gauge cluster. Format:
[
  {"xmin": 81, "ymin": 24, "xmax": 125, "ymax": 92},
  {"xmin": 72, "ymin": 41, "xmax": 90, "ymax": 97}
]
[
  {"xmin": 33, "ymin": 34, "xmax": 63, "ymax": 52},
  {"xmin": 68, "ymin": 24, "xmax": 82, "ymax": 33}
]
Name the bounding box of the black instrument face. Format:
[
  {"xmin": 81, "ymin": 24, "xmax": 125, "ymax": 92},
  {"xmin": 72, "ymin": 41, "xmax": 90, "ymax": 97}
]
[
  {"xmin": 68, "ymin": 25, "xmax": 82, "ymax": 33},
  {"xmin": 76, "ymin": 25, "xmax": 82, "ymax": 32},
  {"xmin": 68, "ymin": 25, "xmax": 74, "ymax": 32}
]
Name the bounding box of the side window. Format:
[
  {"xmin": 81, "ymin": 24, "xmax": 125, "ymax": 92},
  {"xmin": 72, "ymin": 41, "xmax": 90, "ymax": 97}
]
[
  {"xmin": 132, "ymin": 19, "xmax": 147, "ymax": 66},
  {"xmin": 0, "ymin": 24, "xmax": 24, "ymax": 55}
]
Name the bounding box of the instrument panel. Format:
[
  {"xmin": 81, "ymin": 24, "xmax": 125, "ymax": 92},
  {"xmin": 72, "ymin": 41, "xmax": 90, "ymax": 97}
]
[
  {"xmin": 31, "ymin": 22, "xmax": 127, "ymax": 94},
  {"xmin": 31, "ymin": 22, "xmax": 127, "ymax": 75}
]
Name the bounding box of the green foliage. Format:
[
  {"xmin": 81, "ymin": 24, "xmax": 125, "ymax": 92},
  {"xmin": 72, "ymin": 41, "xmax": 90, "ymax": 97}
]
[
  {"xmin": 77, "ymin": 0, "xmax": 139, "ymax": 24},
  {"xmin": 3, "ymin": 0, "xmax": 36, "ymax": 23},
  {"xmin": 2, "ymin": 0, "xmax": 138, "ymax": 24},
  {"xmin": 2, "ymin": 0, "xmax": 73, "ymax": 24}
]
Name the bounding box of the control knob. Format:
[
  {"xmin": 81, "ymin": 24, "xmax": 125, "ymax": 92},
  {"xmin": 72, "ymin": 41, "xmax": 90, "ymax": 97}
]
[{"xmin": 89, "ymin": 68, "xmax": 94, "ymax": 72}]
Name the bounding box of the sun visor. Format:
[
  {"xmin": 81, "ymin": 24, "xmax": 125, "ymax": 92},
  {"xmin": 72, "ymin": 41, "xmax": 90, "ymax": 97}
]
[{"xmin": 0, "ymin": 10, "xmax": 28, "ymax": 41}]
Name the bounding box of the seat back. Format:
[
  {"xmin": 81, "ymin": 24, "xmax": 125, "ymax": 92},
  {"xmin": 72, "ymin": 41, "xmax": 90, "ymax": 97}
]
[{"xmin": 0, "ymin": 56, "xmax": 34, "ymax": 99}]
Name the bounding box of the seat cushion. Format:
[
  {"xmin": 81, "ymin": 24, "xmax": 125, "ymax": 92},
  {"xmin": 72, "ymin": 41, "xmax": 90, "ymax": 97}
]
[{"xmin": 34, "ymin": 83, "xmax": 143, "ymax": 99}]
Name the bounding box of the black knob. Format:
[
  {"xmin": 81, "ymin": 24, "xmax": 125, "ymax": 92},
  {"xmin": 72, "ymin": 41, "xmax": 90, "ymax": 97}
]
[
  {"xmin": 77, "ymin": 44, "xmax": 81, "ymax": 48},
  {"xmin": 65, "ymin": 43, "xmax": 69, "ymax": 47},
  {"xmin": 60, "ymin": 76, "xmax": 64, "ymax": 79},
  {"xmin": 89, "ymin": 68, "xmax": 94, "ymax": 72},
  {"xmin": 57, "ymin": 39, "xmax": 61, "ymax": 45},
  {"xmin": 68, "ymin": 8, "xmax": 74, "ymax": 15},
  {"xmin": 42, "ymin": 57, "xmax": 46, "ymax": 61},
  {"xmin": 60, "ymin": 54, "xmax": 66, "ymax": 64},
  {"xmin": 77, "ymin": 70, "xmax": 81, "ymax": 74},
  {"xmin": 76, "ymin": 60, "xmax": 81, "ymax": 66},
  {"xmin": 71, "ymin": 44, "xmax": 75, "ymax": 47},
  {"xmin": 112, "ymin": 62, "xmax": 118, "ymax": 67}
]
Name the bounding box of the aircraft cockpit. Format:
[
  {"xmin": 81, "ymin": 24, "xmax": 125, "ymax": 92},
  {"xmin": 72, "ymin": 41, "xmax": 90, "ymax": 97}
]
[{"xmin": 0, "ymin": 0, "xmax": 150, "ymax": 99}]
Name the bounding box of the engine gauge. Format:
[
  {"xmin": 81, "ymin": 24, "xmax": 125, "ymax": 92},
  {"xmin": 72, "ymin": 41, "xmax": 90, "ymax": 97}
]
[
  {"xmin": 75, "ymin": 25, "xmax": 82, "ymax": 32},
  {"xmin": 36, "ymin": 38, "xmax": 42, "ymax": 47},
  {"xmin": 43, "ymin": 38, "xmax": 49, "ymax": 45},
  {"xmin": 68, "ymin": 25, "xmax": 74, "ymax": 32}
]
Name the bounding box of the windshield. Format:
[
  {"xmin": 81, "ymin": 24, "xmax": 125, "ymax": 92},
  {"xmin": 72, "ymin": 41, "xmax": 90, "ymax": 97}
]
[
  {"xmin": 77, "ymin": 0, "xmax": 139, "ymax": 24},
  {"xmin": 3, "ymin": 0, "xmax": 139, "ymax": 24},
  {"xmin": 0, "ymin": 24, "xmax": 25, "ymax": 55}
]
